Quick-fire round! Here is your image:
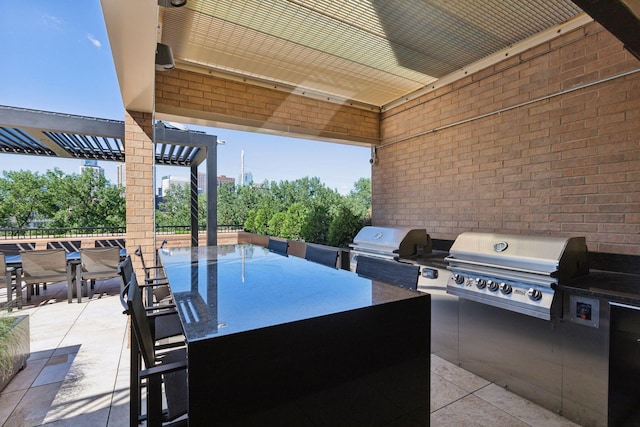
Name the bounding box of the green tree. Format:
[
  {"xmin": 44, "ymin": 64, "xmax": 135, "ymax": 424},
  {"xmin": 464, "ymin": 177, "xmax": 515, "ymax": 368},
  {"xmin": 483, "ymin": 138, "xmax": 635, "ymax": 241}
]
[
  {"xmin": 156, "ymin": 184, "xmax": 206, "ymax": 228},
  {"xmin": 327, "ymin": 204, "xmax": 365, "ymax": 248},
  {"xmin": 0, "ymin": 168, "xmax": 126, "ymax": 230},
  {"xmin": 0, "ymin": 170, "xmax": 48, "ymax": 228},
  {"xmin": 267, "ymin": 211, "xmax": 288, "ymax": 237},
  {"xmin": 278, "ymin": 202, "xmax": 308, "ymax": 240},
  {"xmin": 240, "ymin": 176, "xmax": 370, "ymax": 246},
  {"xmin": 217, "ymin": 182, "xmax": 240, "ymax": 224},
  {"xmin": 300, "ymin": 203, "xmax": 332, "ymax": 244},
  {"xmin": 344, "ymin": 177, "xmax": 371, "ymax": 221},
  {"xmin": 47, "ymin": 169, "xmax": 125, "ymax": 228},
  {"xmin": 246, "ymin": 205, "xmax": 275, "ymax": 235},
  {"xmin": 217, "ymin": 182, "xmax": 266, "ymax": 225}
]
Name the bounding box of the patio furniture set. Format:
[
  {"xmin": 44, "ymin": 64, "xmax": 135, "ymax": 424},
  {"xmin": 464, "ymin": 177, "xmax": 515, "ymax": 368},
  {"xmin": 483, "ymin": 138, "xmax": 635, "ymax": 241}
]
[
  {"xmin": 0, "ymin": 239, "xmax": 126, "ymax": 309},
  {"xmin": 4, "ymin": 236, "xmax": 425, "ymax": 426}
]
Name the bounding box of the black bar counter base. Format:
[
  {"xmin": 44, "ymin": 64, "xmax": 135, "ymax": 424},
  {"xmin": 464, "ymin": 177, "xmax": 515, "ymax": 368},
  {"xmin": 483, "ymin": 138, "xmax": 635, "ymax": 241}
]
[{"xmin": 160, "ymin": 245, "xmax": 431, "ymax": 426}]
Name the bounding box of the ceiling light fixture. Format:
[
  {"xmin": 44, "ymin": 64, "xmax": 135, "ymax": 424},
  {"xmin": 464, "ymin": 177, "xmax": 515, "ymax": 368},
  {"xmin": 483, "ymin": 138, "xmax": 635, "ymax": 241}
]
[
  {"xmin": 155, "ymin": 43, "xmax": 175, "ymax": 71},
  {"xmin": 158, "ymin": 0, "xmax": 187, "ymax": 7}
]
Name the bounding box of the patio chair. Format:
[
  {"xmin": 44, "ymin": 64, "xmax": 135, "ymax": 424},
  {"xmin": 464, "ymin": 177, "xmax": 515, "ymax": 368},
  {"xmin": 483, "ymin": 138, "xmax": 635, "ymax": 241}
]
[
  {"xmin": 304, "ymin": 244, "xmax": 339, "ymax": 268},
  {"xmin": 118, "ymin": 255, "xmax": 174, "ymax": 309},
  {"xmin": 1, "ymin": 253, "xmax": 22, "ymax": 310},
  {"xmin": 46, "ymin": 240, "xmax": 81, "ymax": 253},
  {"xmin": 267, "ymin": 237, "xmax": 289, "ymax": 255},
  {"xmin": 0, "ymin": 243, "xmax": 35, "ymax": 255},
  {"xmin": 356, "ymin": 255, "xmax": 420, "ymax": 291},
  {"xmin": 75, "ymin": 247, "xmax": 121, "ymax": 303},
  {"xmin": 117, "ymin": 256, "xmax": 183, "ymax": 339},
  {"xmin": 94, "ymin": 238, "xmax": 126, "ymax": 250},
  {"xmin": 121, "ymin": 273, "xmax": 187, "ymax": 427},
  {"xmin": 20, "ymin": 249, "xmax": 73, "ymax": 302},
  {"xmin": 134, "ymin": 245, "xmax": 172, "ymax": 306}
]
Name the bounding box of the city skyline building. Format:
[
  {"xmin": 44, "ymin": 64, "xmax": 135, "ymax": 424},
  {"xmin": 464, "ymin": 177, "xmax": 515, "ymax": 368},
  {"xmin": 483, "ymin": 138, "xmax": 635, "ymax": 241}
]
[
  {"xmin": 197, "ymin": 171, "xmax": 206, "ymax": 194},
  {"xmin": 79, "ymin": 159, "xmax": 104, "ymax": 177},
  {"xmin": 160, "ymin": 175, "xmax": 189, "ymax": 197},
  {"xmin": 116, "ymin": 163, "xmax": 126, "ymax": 187},
  {"xmin": 217, "ymin": 175, "xmax": 235, "ymax": 187},
  {"xmin": 239, "ymin": 149, "xmax": 253, "ymax": 186}
]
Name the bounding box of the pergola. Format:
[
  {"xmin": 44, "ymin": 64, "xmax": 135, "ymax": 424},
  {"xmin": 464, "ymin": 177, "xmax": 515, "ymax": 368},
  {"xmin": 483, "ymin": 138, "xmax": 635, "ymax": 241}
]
[{"xmin": 0, "ymin": 104, "xmax": 220, "ymax": 247}]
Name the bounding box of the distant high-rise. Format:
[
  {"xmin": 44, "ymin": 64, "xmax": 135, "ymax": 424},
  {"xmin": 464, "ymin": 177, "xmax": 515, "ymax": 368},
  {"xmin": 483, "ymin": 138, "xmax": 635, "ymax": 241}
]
[
  {"xmin": 157, "ymin": 173, "xmax": 222, "ymax": 196},
  {"xmin": 116, "ymin": 163, "xmax": 126, "ymax": 186},
  {"xmin": 239, "ymin": 149, "xmax": 253, "ymax": 186},
  {"xmin": 161, "ymin": 175, "xmax": 189, "ymax": 197},
  {"xmin": 239, "ymin": 171, "xmax": 253, "ymax": 186},
  {"xmin": 217, "ymin": 175, "xmax": 235, "ymax": 186},
  {"xmin": 80, "ymin": 159, "xmax": 104, "ymax": 177},
  {"xmin": 198, "ymin": 171, "xmax": 206, "ymax": 194}
]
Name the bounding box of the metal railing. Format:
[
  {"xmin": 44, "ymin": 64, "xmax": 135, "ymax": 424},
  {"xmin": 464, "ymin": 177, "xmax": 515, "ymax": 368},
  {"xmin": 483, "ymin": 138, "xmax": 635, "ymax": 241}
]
[
  {"xmin": 0, "ymin": 224, "xmax": 243, "ymax": 239},
  {"xmin": 0, "ymin": 226, "xmax": 126, "ymax": 239},
  {"xmin": 155, "ymin": 224, "xmax": 242, "ymax": 234}
]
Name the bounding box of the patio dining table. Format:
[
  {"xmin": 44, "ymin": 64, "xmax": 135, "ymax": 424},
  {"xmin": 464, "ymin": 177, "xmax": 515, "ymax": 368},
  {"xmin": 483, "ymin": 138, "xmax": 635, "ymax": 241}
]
[
  {"xmin": 4, "ymin": 249, "xmax": 127, "ymax": 303},
  {"xmin": 160, "ymin": 244, "xmax": 431, "ymax": 425}
]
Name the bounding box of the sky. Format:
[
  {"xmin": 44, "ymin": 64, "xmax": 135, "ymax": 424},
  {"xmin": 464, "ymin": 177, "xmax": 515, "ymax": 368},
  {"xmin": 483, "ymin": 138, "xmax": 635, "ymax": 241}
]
[{"xmin": 0, "ymin": 0, "xmax": 371, "ymax": 195}]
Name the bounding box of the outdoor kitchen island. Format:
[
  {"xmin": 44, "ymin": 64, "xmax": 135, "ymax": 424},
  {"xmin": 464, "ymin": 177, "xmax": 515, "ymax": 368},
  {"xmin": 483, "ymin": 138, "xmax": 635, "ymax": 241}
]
[{"xmin": 160, "ymin": 244, "xmax": 431, "ymax": 426}]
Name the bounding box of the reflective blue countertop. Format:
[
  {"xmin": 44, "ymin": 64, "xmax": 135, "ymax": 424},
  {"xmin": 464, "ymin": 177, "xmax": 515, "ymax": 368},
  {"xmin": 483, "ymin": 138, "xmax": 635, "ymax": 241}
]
[{"xmin": 160, "ymin": 244, "xmax": 424, "ymax": 342}]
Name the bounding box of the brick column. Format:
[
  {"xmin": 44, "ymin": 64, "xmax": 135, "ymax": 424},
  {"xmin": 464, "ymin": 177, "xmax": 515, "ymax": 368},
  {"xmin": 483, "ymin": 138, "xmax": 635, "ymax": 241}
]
[{"xmin": 124, "ymin": 110, "xmax": 156, "ymax": 269}]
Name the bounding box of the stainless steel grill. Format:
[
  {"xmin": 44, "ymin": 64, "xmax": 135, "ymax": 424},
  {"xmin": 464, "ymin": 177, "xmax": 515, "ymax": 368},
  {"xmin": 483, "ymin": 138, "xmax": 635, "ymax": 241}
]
[
  {"xmin": 445, "ymin": 232, "xmax": 589, "ymax": 320},
  {"xmin": 349, "ymin": 226, "xmax": 431, "ymax": 270}
]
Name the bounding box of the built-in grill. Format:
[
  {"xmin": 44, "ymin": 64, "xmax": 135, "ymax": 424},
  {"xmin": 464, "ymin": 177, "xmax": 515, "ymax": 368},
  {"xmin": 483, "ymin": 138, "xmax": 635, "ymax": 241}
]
[
  {"xmin": 445, "ymin": 232, "xmax": 589, "ymax": 320},
  {"xmin": 349, "ymin": 226, "xmax": 432, "ymax": 270}
]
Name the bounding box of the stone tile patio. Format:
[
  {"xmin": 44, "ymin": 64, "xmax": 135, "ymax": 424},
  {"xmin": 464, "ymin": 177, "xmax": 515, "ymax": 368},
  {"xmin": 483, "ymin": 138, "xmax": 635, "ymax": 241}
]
[{"xmin": 1, "ymin": 278, "xmax": 581, "ymax": 426}]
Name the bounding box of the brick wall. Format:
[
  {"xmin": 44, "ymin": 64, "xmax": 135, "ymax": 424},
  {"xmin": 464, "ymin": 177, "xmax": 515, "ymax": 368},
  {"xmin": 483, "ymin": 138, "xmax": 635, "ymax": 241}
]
[
  {"xmin": 124, "ymin": 110, "xmax": 156, "ymax": 266},
  {"xmin": 155, "ymin": 69, "xmax": 379, "ymax": 144},
  {"xmin": 377, "ymin": 22, "xmax": 640, "ymax": 255}
]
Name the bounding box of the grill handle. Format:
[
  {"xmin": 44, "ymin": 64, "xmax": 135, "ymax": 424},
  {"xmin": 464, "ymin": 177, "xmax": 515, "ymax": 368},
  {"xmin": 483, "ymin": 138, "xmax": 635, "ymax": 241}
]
[{"xmin": 445, "ymin": 256, "xmax": 558, "ymax": 277}]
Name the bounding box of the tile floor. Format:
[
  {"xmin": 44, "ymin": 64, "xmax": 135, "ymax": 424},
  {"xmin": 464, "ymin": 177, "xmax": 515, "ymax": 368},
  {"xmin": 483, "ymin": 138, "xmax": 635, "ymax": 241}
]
[{"xmin": 0, "ymin": 279, "xmax": 582, "ymax": 426}]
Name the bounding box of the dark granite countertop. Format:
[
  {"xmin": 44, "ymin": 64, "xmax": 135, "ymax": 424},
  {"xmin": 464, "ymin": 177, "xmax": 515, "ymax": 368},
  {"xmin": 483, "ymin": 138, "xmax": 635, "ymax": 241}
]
[
  {"xmin": 558, "ymin": 270, "xmax": 640, "ymax": 305},
  {"xmin": 160, "ymin": 244, "xmax": 427, "ymax": 342}
]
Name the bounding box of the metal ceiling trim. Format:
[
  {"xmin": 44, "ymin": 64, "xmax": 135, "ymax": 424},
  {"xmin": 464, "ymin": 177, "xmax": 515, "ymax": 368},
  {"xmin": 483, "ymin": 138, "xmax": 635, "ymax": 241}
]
[
  {"xmin": 173, "ymin": 61, "xmax": 382, "ymax": 112},
  {"xmin": 155, "ymin": 105, "xmax": 381, "ymax": 147}
]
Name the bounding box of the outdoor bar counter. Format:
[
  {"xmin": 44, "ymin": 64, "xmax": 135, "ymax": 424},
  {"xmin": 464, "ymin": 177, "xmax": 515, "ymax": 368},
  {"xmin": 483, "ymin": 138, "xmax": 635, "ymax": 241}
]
[{"xmin": 160, "ymin": 244, "xmax": 431, "ymax": 426}]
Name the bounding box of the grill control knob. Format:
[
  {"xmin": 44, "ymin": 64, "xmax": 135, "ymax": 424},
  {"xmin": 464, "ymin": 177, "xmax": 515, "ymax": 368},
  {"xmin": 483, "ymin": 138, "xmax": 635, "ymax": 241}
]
[
  {"xmin": 487, "ymin": 280, "xmax": 499, "ymax": 292},
  {"xmin": 527, "ymin": 288, "xmax": 542, "ymax": 301},
  {"xmin": 499, "ymin": 283, "xmax": 512, "ymax": 294},
  {"xmin": 475, "ymin": 278, "xmax": 486, "ymax": 289},
  {"xmin": 453, "ymin": 274, "xmax": 465, "ymax": 285}
]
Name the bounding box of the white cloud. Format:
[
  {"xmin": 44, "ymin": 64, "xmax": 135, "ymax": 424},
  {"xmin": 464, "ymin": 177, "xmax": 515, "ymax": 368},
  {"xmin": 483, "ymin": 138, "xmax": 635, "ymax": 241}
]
[
  {"xmin": 42, "ymin": 14, "xmax": 64, "ymax": 30},
  {"xmin": 87, "ymin": 33, "xmax": 102, "ymax": 49}
]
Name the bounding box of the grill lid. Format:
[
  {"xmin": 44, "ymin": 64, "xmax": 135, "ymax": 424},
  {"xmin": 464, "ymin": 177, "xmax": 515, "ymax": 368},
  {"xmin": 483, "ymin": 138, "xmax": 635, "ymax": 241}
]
[
  {"xmin": 349, "ymin": 226, "xmax": 431, "ymax": 258},
  {"xmin": 445, "ymin": 232, "xmax": 589, "ymax": 320},
  {"xmin": 446, "ymin": 232, "xmax": 588, "ymax": 281}
]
